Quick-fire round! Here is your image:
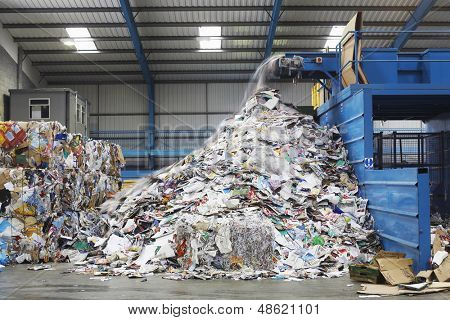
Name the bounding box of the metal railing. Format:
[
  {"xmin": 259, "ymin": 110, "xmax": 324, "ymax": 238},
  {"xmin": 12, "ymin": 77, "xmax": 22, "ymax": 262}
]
[{"xmin": 373, "ymin": 131, "xmax": 449, "ymax": 220}]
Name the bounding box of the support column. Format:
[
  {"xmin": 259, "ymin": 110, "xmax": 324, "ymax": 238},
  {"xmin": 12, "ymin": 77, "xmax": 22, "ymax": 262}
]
[{"xmin": 16, "ymin": 46, "xmax": 23, "ymax": 89}]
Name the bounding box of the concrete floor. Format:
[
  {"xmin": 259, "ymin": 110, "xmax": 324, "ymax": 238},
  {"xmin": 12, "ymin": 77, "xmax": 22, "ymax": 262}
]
[{"xmin": 0, "ymin": 263, "xmax": 448, "ymax": 300}]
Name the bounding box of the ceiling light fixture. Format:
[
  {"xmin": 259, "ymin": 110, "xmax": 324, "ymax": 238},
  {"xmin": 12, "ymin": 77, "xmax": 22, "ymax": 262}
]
[
  {"xmin": 198, "ymin": 26, "xmax": 221, "ymax": 37},
  {"xmin": 66, "ymin": 27, "xmax": 91, "ymax": 38},
  {"xmin": 198, "ymin": 26, "xmax": 222, "ymax": 51},
  {"xmin": 73, "ymin": 40, "xmax": 97, "ymax": 51},
  {"xmin": 199, "ymin": 39, "xmax": 222, "ymax": 50},
  {"xmin": 197, "ymin": 49, "xmax": 224, "ymax": 53},
  {"xmin": 324, "ymin": 25, "xmax": 345, "ymax": 51},
  {"xmin": 61, "ymin": 39, "xmax": 75, "ymax": 47},
  {"xmin": 65, "ymin": 27, "xmax": 97, "ymax": 52}
]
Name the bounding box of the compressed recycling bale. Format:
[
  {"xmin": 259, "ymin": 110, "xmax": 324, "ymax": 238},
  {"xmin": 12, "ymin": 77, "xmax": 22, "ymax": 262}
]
[
  {"xmin": 228, "ymin": 216, "xmax": 274, "ymax": 270},
  {"xmin": 0, "ymin": 121, "xmax": 125, "ymax": 176},
  {"xmin": 175, "ymin": 213, "xmax": 273, "ymax": 271},
  {"xmin": 0, "ymin": 120, "xmax": 125, "ymax": 264}
]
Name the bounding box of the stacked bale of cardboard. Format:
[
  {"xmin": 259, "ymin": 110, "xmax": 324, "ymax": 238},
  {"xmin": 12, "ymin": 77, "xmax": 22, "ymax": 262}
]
[{"xmin": 0, "ymin": 121, "xmax": 125, "ymax": 264}]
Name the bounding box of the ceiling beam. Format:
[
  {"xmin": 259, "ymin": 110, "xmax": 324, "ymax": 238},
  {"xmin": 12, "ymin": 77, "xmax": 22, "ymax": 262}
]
[
  {"xmin": 23, "ymin": 47, "xmax": 431, "ymax": 55},
  {"xmin": 14, "ymin": 35, "xmax": 336, "ymax": 42},
  {"xmin": 47, "ymin": 79, "xmax": 313, "ymax": 85},
  {"xmin": 264, "ymin": 0, "xmax": 283, "ymax": 60},
  {"xmin": 0, "ymin": 5, "xmax": 449, "ymax": 13},
  {"xmin": 33, "ymin": 59, "xmax": 262, "ymax": 66},
  {"xmin": 392, "ymin": 0, "xmax": 438, "ymax": 49},
  {"xmin": 119, "ymin": 0, "xmax": 155, "ymax": 149},
  {"xmin": 4, "ymin": 21, "xmax": 450, "ymax": 29},
  {"xmin": 15, "ymin": 34, "xmax": 450, "ymax": 43},
  {"xmin": 41, "ymin": 70, "xmax": 256, "ymax": 76}
]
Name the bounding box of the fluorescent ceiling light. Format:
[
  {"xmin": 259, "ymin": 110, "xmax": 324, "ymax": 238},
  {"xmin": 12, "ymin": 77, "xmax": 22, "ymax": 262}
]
[
  {"xmin": 329, "ymin": 25, "xmax": 345, "ymax": 37},
  {"xmin": 198, "ymin": 49, "xmax": 224, "ymax": 53},
  {"xmin": 66, "ymin": 27, "xmax": 91, "ymax": 38},
  {"xmin": 199, "ymin": 26, "xmax": 221, "ymax": 37},
  {"xmin": 199, "ymin": 39, "xmax": 221, "ymax": 50},
  {"xmin": 65, "ymin": 27, "xmax": 97, "ymax": 51},
  {"xmin": 324, "ymin": 25, "xmax": 345, "ymax": 50},
  {"xmin": 61, "ymin": 39, "xmax": 75, "ymax": 46},
  {"xmin": 74, "ymin": 40, "xmax": 97, "ymax": 51},
  {"xmin": 198, "ymin": 26, "xmax": 222, "ymax": 51},
  {"xmin": 77, "ymin": 50, "xmax": 100, "ymax": 54}
]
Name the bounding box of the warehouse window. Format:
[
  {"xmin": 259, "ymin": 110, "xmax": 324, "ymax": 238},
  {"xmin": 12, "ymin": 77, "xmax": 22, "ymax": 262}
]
[{"xmin": 29, "ymin": 98, "xmax": 50, "ymax": 119}]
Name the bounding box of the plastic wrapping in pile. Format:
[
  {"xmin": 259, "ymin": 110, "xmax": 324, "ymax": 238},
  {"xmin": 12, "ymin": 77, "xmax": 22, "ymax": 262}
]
[
  {"xmin": 68, "ymin": 89, "xmax": 380, "ymax": 281},
  {"xmin": 0, "ymin": 121, "xmax": 124, "ymax": 265}
]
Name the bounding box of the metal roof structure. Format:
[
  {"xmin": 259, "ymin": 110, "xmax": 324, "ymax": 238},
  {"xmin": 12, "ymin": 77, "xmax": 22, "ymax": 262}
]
[{"xmin": 0, "ymin": 0, "xmax": 449, "ymax": 84}]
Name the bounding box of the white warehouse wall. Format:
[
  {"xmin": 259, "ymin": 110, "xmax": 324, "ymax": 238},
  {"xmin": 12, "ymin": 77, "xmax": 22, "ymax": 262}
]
[
  {"xmin": 55, "ymin": 82, "xmax": 312, "ymax": 133},
  {"xmin": 373, "ymin": 120, "xmax": 424, "ymax": 131}
]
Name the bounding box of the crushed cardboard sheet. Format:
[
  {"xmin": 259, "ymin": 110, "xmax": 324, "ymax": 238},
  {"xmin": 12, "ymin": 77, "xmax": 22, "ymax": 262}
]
[
  {"xmin": 358, "ymin": 282, "xmax": 450, "ymax": 296},
  {"xmin": 374, "ymin": 256, "xmax": 415, "ymax": 285},
  {"xmin": 434, "ymin": 254, "xmax": 450, "ymax": 282}
]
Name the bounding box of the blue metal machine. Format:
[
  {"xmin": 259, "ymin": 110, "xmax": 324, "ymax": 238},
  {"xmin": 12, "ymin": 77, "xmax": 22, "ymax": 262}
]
[{"xmin": 275, "ymin": 31, "xmax": 450, "ymax": 271}]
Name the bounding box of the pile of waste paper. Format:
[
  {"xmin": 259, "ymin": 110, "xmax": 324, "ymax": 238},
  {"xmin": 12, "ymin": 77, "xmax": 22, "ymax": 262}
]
[
  {"xmin": 355, "ymin": 226, "xmax": 450, "ymax": 297},
  {"xmin": 69, "ymin": 89, "xmax": 379, "ymax": 281},
  {"xmin": 0, "ymin": 121, "xmax": 124, "ymax": 265}
]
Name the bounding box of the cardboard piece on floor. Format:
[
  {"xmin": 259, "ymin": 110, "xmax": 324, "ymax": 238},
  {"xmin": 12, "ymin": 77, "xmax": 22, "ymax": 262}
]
[
  {"xmin": 358, "ymin": 284, "xmax": 399, "ymax": 296},
  {"xmin": 434, "ymin": 256, "xmax": 450, "ymax": 282},
  {"xmin": 416, "ymin": 270, "xmax": 434, "ymax": 282},
  {"xmin": 375, "ymin": 257, "xmax": 415, "ymax": 285},
  {"xmin": 429, "ymin": 282, "xmax": 450, "ymax": 289},
  {"xmin": 373, "ymin": 250, "xmax": 405, "ymax": 260},
  {"xmin": 398, "ymin": 282, "xmax": 428, "ymax": 291},
  {"xmin": 432, "ymin": 232, "xmax": 443, "ymax": 256},
  {"xmin": 400, "ymin": 288, "xmax": 449, "ymax": 295},
  {"xmin": 358, "ymin": 282, "xmax": 450, "ymax": 296}
]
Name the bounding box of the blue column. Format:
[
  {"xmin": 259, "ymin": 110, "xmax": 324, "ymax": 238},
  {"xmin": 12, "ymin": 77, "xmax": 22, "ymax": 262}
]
[
  {"xmin": 264, "ymin": 0, "xmax": 283, "ymax": 60},
  {"xmin": 392, "ymin": 0, "xmax": 437, "ymax": 49},
  {"xmin": 119, "ymin": 0, "xmax": 155, "ymax": 150}
]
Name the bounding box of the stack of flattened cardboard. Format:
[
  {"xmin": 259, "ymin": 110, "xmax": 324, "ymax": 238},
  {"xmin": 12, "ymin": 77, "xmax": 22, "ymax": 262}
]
[{"xmin": 354, "ymin": 227, "xmax": 450, "ymax": 296}]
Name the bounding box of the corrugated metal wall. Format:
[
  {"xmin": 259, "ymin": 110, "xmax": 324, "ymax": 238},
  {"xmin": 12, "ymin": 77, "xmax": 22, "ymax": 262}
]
[
  {"xmin": 374, "ymin": 120, "xmax": 424, "ymax": 131},
  {"xmin": 55, "ymin": 82, "xmax": 312, "ymax": 132}
]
